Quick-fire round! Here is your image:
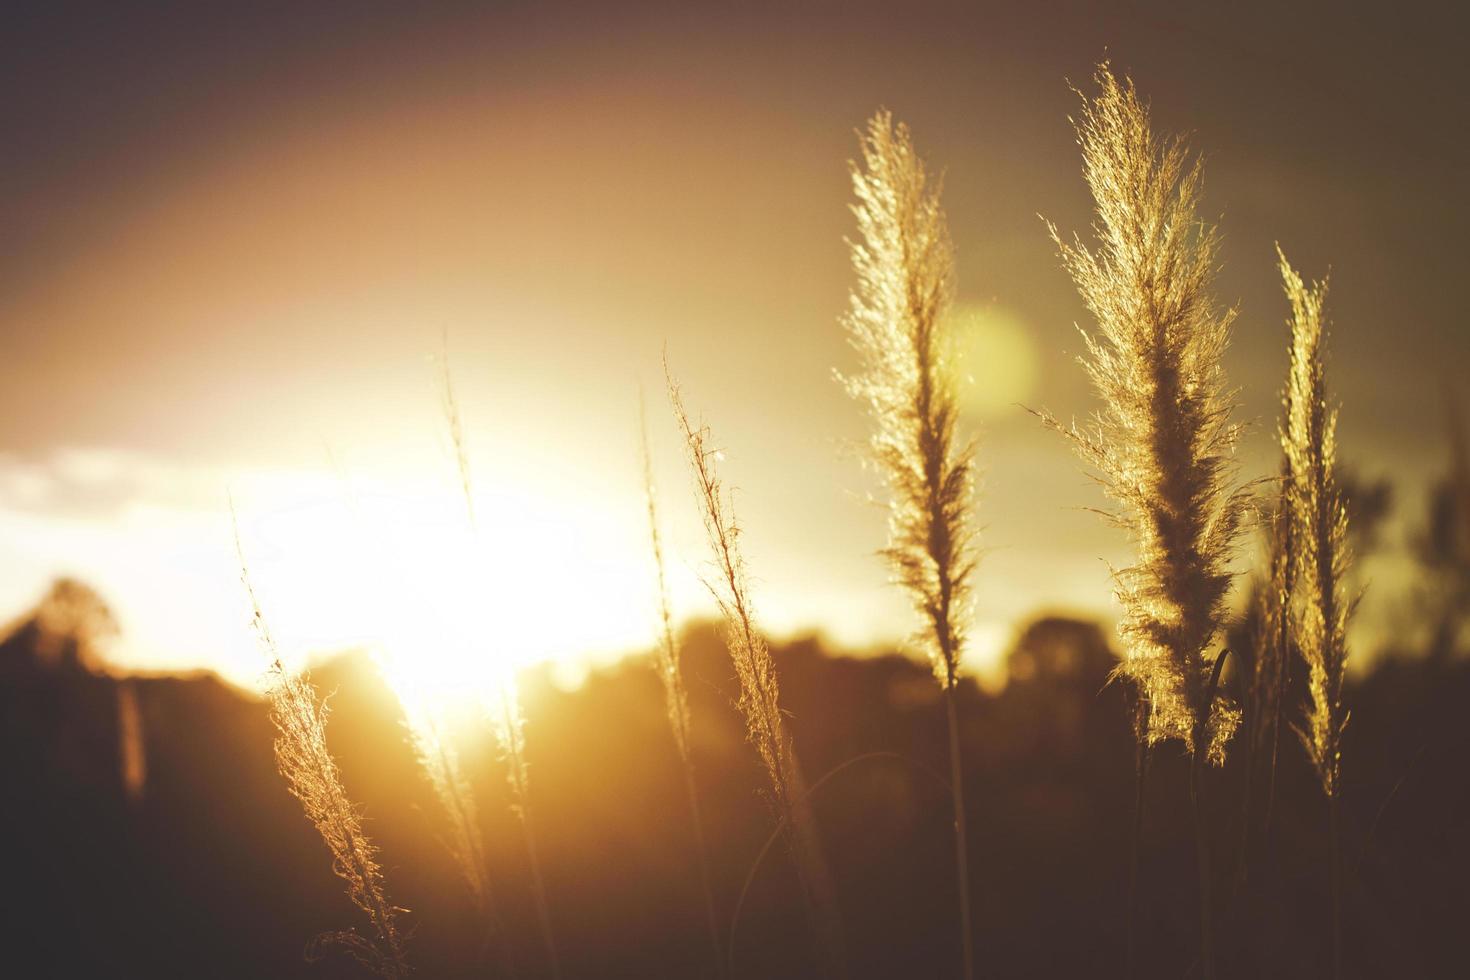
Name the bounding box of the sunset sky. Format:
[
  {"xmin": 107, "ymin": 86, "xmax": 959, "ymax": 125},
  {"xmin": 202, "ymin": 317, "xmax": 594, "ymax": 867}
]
[{"xmin": 2, "ymin": 2, "xmax": 1465, "ymax": 689}]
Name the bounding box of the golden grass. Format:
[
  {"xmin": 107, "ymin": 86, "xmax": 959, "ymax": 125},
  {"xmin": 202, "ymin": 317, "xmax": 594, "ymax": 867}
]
[
  {"xmin": 840, "ymin": 108, "xmax": 977, "ymax": 980},
  {"xmin": 1279, "ymin": 247, "xmax": 1350, "ymax": 977},
  {"xmin": 1040, "ymin": 63, "xmax": 1258, "ymax": 980},
  {"xmin": 1279, "ymin": 248, "xmax": 1350, "ymax": 799},
  {"xmin": 640, "ymin": 390, "xmax": 724, "ymax": 973},
  {"xmin": 235, "ymin": 520, "xmax": 409, "ymax": 979},
  {"xmin": 1040, "ymin": 64, "xmax": 1251, "ymax": 764},
  {"xmin": 666, "ymin": 363, "xmax": 846, "ymax": 976},
  {"xmin": 224, "ymin": 63, "xmax": 1384, "ymax": 980},
  {"xmin": 442, "ymin": 355, "xmax": 561, "ymax": 980}
]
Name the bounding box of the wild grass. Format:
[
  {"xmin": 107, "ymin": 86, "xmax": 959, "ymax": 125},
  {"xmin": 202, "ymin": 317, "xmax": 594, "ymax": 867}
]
[
  {"xmin": 442, "ymin": 357, "xmax": 561, "ymax": 980},
  {"xmin": 640, "ymin": 391, "xmax": 724, "ymax": 975},
  {"xmin": 1280, "ymin": 248, "xmax": 1350, "ymax": 800},
  {"xmin": 839, "ymin": 108, "xmax": 978, "ymax": 980},
  {"xmin": 1279, "ymin": 247, "xmax": 1350, "ymax": 977},
  {"xmin": 666, "ymin": 363, "xmax": 846, "ymax": 977},
  {"xmin": 1241, "ymin": 463, "xmax": 1293, "ymax": 865},
  {"xmin": 1039, "ymin": 64, "xmax": 1254, "ymax": 980},
  {"xmin": 235, "ymin": 520, "xmax": 409, "ymax": 980},
  {"xmin": 402, "ymin": 706, "xmax": 487, "ymax": 904},
  {"xmin": 213, "ymin": 59, "xmax": 1397, "ymax": 980},
  {"xmin": 388, "ymin": 680, "xmax": 516, "ymax": 976},
  {"xmin": 1257, "ymin": 470, "xmax": 1294, "ymax": 812}
]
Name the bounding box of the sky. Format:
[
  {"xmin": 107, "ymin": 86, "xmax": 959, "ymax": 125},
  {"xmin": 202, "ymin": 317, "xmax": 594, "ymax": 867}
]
[{"xmin": 1, "ymin": 1, "xmax": 1466, "ymax": 689}]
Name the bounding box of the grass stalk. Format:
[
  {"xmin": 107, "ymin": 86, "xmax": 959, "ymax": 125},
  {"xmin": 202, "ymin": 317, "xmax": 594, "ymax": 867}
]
[
  {"xmin": 1189, "ymin": 750, "xmax": 1213, "ymax": 980},
  {"xmin": 945, "ymin": 685, "xmax": 976, "ymax": 980},
  {"xmin": 1279, "ymin": 248, "xmax": 1351, "ymax": 980},
  {"xmin": 1126, "ymin": 697, "xmax": 1150, "ymax": 980},
  {"xmin": 840, "ymin": 109, "xmax": 979, "ymax": 980},
  {"xmin": 640, "ymin": 392, "xmax": 725, "ymax": 976},
  {"xmin": 234, "ymin": 513, "xmax": 408, "ymax": 979},
  {"xmin": 1330, "ymin": 790, "xmax": 1342, "ymax": 980},
  {"xmin": 1239, "ymin": 476, "xmax": 1294, "ymax": 886},
  {"xmin": 442, "ymin": 353, "xmax": 562, "ymax": 980},
  {"xmin": 666, "ymin": 364, "xmax": 846, "ymax": 978},
  {"xmin": 428, "ymin": 723, "xmax": 517, "ymax": 978},
  {"xmin": 511, "ymin": 734, "xmax": 561, "ymax": 980},
  {"xmin": 1039, "ymin": 64, "xmax": 1252, "ymax": 979}
]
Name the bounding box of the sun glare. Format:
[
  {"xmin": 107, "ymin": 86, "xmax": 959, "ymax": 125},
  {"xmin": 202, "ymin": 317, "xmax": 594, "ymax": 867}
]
[{"xmin": 234, "ymin": 467, "xmax": 661, "ymax": 701}]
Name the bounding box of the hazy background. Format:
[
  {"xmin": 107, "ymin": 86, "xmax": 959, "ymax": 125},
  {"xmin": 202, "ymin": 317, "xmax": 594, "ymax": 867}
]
[{"xmin": 2, "ymin": 1, "xmax": 1465, "ymax": 688}]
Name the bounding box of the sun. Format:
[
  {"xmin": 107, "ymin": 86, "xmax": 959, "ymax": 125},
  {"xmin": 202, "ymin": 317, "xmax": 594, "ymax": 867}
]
[{"xmin": 232, "ymin": 469, "xmax": 664, "ymax": 703}]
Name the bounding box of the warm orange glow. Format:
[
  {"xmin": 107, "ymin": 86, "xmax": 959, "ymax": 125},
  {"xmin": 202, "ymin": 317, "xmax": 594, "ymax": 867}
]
[{"xmin": 231, "ymin": 463, "xmax": 673, "ymax": 694}]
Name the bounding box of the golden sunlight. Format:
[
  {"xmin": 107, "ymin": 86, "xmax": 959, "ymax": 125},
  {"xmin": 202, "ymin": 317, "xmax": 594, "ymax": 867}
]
[
  {"xmin": 5, "ymin": 6, "xmax": 1464, "ymax": 979},
  {"xmin": 233, "ymin": 469, "xmax": 666, "ymax": 696}
]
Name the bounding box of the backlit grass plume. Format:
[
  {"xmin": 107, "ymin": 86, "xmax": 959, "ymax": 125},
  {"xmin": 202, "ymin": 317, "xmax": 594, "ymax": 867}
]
[
  {"xmin": 334, "ymin": 401, "xmax": 512, "ymax": 972},
  {"xmin": 1040, "ymin": 65, "xmax": 1250, "ymax": 764},
  {"xmin": 839, "ymin": 109, "xmax": 977, "ymax": 980},
  {"xmin": 666, "ymin": 364, "xmax": 845, "ymax": 976},
  {"xmin": 1041, "ymin": 65, "xmax": 1253, "ymax": 980},
  {"xmin": 1278, "ymin": 248, "xmax": 1351, "ymax": 977},
  {"xmin": 640, "ymin": 391, "xmax": 723, "ymax": 972},
  {"xmin": 1280, "ymin": 248, "xmax": 1350, "ymax": 799},
  {"xmin": 441, "ymin": 355, "xmax": 561, "ymax": 980},
  {"xmin": 841, "ymin": 109, "xmax": 977, "ymax": 692},
  {"xmin": 235, "ymin": 523, "xmax": 408, "ymax": 979},
  {"xmin": 642, "ymin": 392, "xmax": 696, "ymax": 761},
  {"xmin": 376, "ymin": 663, "xmax": 515, "ymax": 977},
  {"xmin": 403, "ymin": 707, "xmax": 488, "ymax": 907}
]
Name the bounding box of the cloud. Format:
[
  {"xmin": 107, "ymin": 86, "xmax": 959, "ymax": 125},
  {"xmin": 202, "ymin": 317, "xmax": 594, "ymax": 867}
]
[{"xmin": 0, "ymin": 447, "xmax": 225, "ymax": 521}]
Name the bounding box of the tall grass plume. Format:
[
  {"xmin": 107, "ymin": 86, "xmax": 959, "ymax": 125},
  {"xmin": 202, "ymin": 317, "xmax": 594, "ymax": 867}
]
[
  {"xmin": 1279, "ymin": 247, "xmax": 1350, "ymax": 977},
  {"xmin": 1280, "ymin": 248, "xmax": 1350, "ymax": 799},
  {"xmin": 839, "ymin": 109, "xmax": 978, "ymax": 980},
  {"xmin": 441, "ymin": 354, "xmax": 560, "ymax": 980},
  {"xmin": 234, "ymin": 517, "xmax": 408, "ymax": 979},
  {"xmin": 1039, "ymin": 64, "xmax": 1250, "ymax": 762},
  {"xmin": 666, "ymin": 363, "xmax": 845, "ymax": 976},
  {"xmin": 382, "ymin": 668, "xmax": 516, "ymax": 976},
  {"xmin": 1039, "ymin": 64, "xmax": 1254, "ymax": 980},
  {"xmin": 640, "ymin": 390, "xmax": 724, "ymax": 974}
]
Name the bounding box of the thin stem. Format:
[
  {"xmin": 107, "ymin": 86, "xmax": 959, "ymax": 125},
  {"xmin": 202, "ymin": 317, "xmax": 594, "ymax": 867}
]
[
  {"xmin": 727, "ymin": 751, "xmax": 951, "ymax": 977},
  {"xmin": 641, "ymin": 390, "xmax": 724, "ymax": 977},
  {"xmin": 1190, "ymin": 750, "xmax": 1213, "ymax": 980},
  {"xmin": 1187, "ymin": 649, "xmax": 1230, "ymax": 980},
  {"xmin": 1126, "ymin": 734, "xmax": 1149, "ymax": 980},
  {"xmin": 683, "ymin": 761, "xmax": 726, "ymax": 978},
  {"xmin": 1330, "ymin": 791, "xmax": 1342, "ymax": 980},
  {"xmin": 435, "ymin": 739, "xmax": 517, "ymax": 979},
  {"xmin": 1262, "ymin": 602, "xmax": 1290, "ymax": 838},
  {"xmin": 945, "ymin": 685, "xmax": 976, "ymax": 980},
  {"xmin": 517, "ymin": 797, "xmax": 561, "ymax": 980},
  {"xmin": 501, "ymin": 692, "xmax": 560, "ymax": 980}
]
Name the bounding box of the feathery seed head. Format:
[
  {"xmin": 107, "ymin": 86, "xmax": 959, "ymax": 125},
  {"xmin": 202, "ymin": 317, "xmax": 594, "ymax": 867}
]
[
  {"xmin": 641, "ymin": 391, "xmax": 694, "ymax": 759},
  {"xmin": 235, "ymin": 519, "xmax": 408, "ymax": 978},
  {"xmin": 1041, "ymin": 65, "xmax": 1251, "ymax": 762},
  {"xmin": 665, "ymin": 369, "xmax": 797, "ymax": 805},
  {"xmin": 841, "ymin": 109, "xmax": 978, "ymax": 689},
  {"xmin": 665, "ymin": 364, "xmax": 844, "ymax": 969},
  {"xmin": 1279, "ymin": 247, "xmax": 1350, "ymax": 798}
]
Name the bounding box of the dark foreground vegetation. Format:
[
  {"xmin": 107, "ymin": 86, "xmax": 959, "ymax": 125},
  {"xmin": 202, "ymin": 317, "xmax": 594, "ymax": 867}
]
[{"xmin": 2, "ymin": 595, "xmax": 1465, "ymax": 979}]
